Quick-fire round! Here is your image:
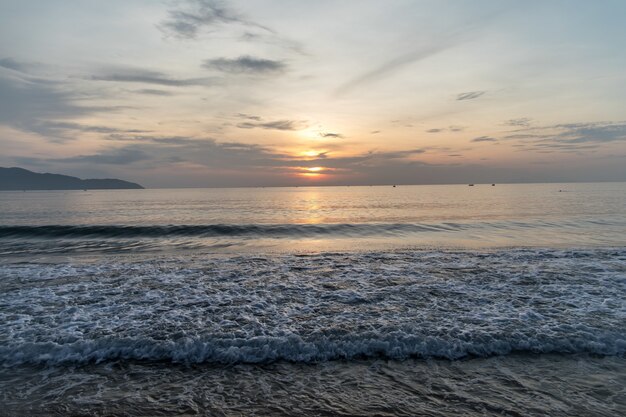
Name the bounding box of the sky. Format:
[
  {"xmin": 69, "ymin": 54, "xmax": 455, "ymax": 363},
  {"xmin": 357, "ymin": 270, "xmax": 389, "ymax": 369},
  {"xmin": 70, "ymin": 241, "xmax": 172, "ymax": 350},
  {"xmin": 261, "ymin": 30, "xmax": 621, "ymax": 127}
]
[{"xmin": 1, "ymin": 0, "xmax": 625, "ymax": 187}]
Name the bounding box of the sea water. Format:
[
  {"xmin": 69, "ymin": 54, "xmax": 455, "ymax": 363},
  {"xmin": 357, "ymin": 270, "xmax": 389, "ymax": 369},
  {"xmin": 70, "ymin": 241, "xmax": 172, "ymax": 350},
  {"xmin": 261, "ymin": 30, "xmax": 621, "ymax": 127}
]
[{"xmin": 0, "ymin": 183, "xmax": 625, "ymax": 416}]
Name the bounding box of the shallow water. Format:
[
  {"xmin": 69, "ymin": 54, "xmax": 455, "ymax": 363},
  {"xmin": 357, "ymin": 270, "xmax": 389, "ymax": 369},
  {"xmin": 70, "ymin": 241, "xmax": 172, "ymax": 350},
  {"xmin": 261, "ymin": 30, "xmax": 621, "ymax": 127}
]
[
  {"xmin": 2, "ymin": 355, "xmax": 624, "ymax": 416},
  {"xmin": 0, "ymin": 184, "xmax": 625, "ymax": 416}
]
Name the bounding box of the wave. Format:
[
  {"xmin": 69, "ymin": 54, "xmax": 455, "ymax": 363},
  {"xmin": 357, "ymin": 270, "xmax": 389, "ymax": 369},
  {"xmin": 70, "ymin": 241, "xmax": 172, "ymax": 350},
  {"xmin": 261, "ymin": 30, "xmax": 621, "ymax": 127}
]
[
  {"xmin": 1, "ymin": 249, "xmax": 624, "ymax": 367},
  {"xmin": 0, "ymin": 223, "xmax": 465, "ymax": 239},
  {"xmin": 1, "ymin": 219, "xmax": 622, "ymax": 240},
  {"xmin": 2, "ymin": 331, "xmax": 624, "ymax": 366}
]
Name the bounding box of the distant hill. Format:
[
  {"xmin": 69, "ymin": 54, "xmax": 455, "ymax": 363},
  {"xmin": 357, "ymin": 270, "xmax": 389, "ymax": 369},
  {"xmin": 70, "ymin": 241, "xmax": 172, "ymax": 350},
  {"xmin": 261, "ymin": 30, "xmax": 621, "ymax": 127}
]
[{"xmin": 0, "ymin": 167, "xmax": 144, "ymax": 190}]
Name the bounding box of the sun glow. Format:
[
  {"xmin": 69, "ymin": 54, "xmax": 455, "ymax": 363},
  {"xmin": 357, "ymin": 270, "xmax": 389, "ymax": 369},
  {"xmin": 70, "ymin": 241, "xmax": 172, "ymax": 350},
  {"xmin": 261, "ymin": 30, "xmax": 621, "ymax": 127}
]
[{"xmin": 295, "ymin": 166, "xmax": 328, "ymax": 178}]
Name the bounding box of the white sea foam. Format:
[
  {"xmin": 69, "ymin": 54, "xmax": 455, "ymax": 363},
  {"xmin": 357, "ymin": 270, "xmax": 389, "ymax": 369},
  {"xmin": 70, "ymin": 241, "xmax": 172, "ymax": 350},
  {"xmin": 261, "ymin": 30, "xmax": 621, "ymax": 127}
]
[{"xmin": 1, "ymin": 249, "xmax": 625, "ymax": 366}]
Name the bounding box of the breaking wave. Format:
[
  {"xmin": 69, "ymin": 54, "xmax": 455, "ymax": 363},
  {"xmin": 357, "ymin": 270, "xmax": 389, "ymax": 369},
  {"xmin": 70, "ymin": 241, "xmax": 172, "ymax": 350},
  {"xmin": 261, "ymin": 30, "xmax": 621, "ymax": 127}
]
[
  {"xmin": 2, "ymin": 332, "xmax": 624, "ymax": 367},
  {"xmin": 1, "ymin": 248, "xmax": 624, "ymax": 367}
]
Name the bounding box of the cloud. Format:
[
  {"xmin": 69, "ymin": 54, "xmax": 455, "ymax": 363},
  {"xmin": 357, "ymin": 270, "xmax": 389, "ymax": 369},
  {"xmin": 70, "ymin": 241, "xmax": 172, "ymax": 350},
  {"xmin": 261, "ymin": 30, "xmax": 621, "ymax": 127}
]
[
  {"xmin": 134, "ymin": 89, "xmax": 175, "ymax": 96},
  {"xmin": 236, "ymin": 120, "xmax": 306, "ymax": 131},
  {"xmin": 0, "ymin": 72, "xmax": 114, "ymax": 139},
  {"xmin": 498, "ymin": 121, "xmax": 626, "ymax": 154},
  {"xmin": 159, "ymin": 0, "xmax": 272, "ymax": 40},
  {"xmin": 235, "ymin": 113, "xmax": 262, "ymax": 121},
  {"xmin": 504, "ymin": 117, "xmax": 531, "ymax": 127},
  {"xmin": 33, "ymin": 134, "xmax": 428, "ymax": 176},
  {"xmin": 505, "ymin": 121, "xmax": 626, "ymax": 145},
  {"xmin": 471, "ymin": 136, "xmax": 498, "ymax": 142},
  {"xmin": 553, "ymin": 122, "xmax": 626, "ymax": 144},
  {"xmin": 203, "ymin": 56, "xmax": 286, "ymax": 74},
  {"xmin": 0, "ymin": 57, "xmax": 27, "ymax": 72},
  {"xmin": 333, "ymin": 9, "xmax": 507, "ymax": 96},
  {"xmin": 32, "ymin": 121, "xmax": 147, "ymax": 135},
  {"xmin": 21, "ymin": 130, "xmax": 619, "ymax": 187},
  {"xmin": 51, "ymin": 147, "xmax": 149, "ymax": 165},
  {"xmin": 426, "ymin": 126, "xmax": 465, "ymax": 133},
  {"xmin": 320, "ymin": 132, "xmax": 344, "ymax": 139},
  {"xmin": 456, "ymin": 91, "xmax": 486, "ymax": 101},
  {"xmin": 335, "ymin": 40, "xmax": 456, "ymax": 96},
  {"xmin": 91, "ymin": 68, "xmax": 211, "ymax": 86}
]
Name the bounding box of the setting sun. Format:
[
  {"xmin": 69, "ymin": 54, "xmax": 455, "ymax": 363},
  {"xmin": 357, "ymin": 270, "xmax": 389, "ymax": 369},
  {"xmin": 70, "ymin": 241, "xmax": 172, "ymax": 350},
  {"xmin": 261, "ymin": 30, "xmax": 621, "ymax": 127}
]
[{"xmin": 300, "ymin": 150, "xmax": 322, "ymax": 158}]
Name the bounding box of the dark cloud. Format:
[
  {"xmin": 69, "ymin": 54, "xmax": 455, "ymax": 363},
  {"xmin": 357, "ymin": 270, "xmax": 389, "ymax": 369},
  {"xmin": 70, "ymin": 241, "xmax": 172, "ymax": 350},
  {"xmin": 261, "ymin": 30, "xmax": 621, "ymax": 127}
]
[
  {"xmin": 0, "ymin": 57, "xmax": 27, "ymax": 72},
  {"xmin": 0, "ymin": 73, "xmax": 117, "ymax": 139},
  {"xmin": 505, "ymin": 121, "xmax": 626, "ymax": 145},
  {"xmin": 159, "ymin": 0, "xmax": 272, "ymax": 40},
  {"xmin": 320, "ymin": 132, "xmax": 344, "ymax": 139},
  {"xmin": 553, "ymin": 122, "xmax": 626, "ymax": 144},
  {"xmin": 426, "ymin": 126, "xmax": 465, "ymax": 133},
  {"xmin": 35, "ymin": 135, "xmax": 427, "ymax": 175},
  {"xmin": 496, "ymin": 121, "xmax": 626, "ymax": 154},
  {"xmin": 203, "ymin": 56, "xmax": 286, "ymax": 74},
  {"xmin": 134, "ymin": 89, "xmax": 175, "ymax": 96},
  {"xmin": 51, "ymin": 147, "xmax": 149, "ymax": 165},
  {"xmin": 471, "ymin": 136, "xmax": 498, "ymax": 142},
  {"xmin": 18, "ymin": 131, "xmax": 624, "ymax": 187},
  {"xmin": 36, "ymin": 121, "xmax": 148, "ymax": 135},
  {"xmin": 92, "ymin": 68, "xmax": 210, "ymax": 86},
  {"xmin": 46, "ymin": 136, "xmax": 288, "ymax": 172},
  {"xmin": 236, "ymin": 120, "xmax": 306, "ymax": 131},
  {"xmin": 456, "ymin": 91, "xmax": 486, "ymax": 101}
]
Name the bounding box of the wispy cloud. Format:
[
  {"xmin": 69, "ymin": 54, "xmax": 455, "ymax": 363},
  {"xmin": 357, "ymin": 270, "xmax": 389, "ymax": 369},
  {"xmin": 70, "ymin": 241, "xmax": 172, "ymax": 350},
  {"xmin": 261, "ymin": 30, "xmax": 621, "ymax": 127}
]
[
  {"xmin": 498, "ymin": 121, "xmax": 626, "ymax": 154},
  {"xmin": 134, "ymin": 89, "xmax": 175, "ymax": 96},
  {"xmin": 236, "ymin": 120, "xmax": 306, "ymax": 131},
  {"xmin": 159, "ymin": 0, "xmax": 272, "ymax": 40},
  {"xmin": 91, "ymin": 67, "xmax": 211, "ymax": 86},
  {"xmin": 0, "ymin": 72, "xmax": 120, "ymax": 140},
  {"xmin": 320, "ymin": 132, "xmax": 344, "ymax": 139},
  {"xmin": 456, "ymin": 91, "xmax": 486, "ymax": 101},
  {"xmin": 334, "ymin": 40, "xmax": 456, "ymax": 96},
  {"xmin": 203, "ymin": 56, "xmax": 286, "ymax": 75},
  {"xmin": 333, "ymin": 8, "xmax": 507, "ymax": 97},
  {"xmin": 235, "ymin": 113, "xmax": 262, "ymax": 121},
  {"xmin": 504, "ymin": 117, "xmax": 531, "ymax": 127},
  {"xmin": 51, "ymin": 147, "xmax": 149, "ymax": 165},
  {"xmin": 506, "ymin": 121, "xmax": 626, "ymax": 145},
  {"xmin": 471, "ymin": 136, "xmax": 497, "ymax": 142},
  {"xmin": 0, "ymin": 57, "xmax": 28, "ymax": 72},
  {"xmin": 426, "ymin": 126, "xmax": 465, "ymax": 133},
  {"xmin": 35, "ymin": 121, "xmax": 148, "ymax": 135}
]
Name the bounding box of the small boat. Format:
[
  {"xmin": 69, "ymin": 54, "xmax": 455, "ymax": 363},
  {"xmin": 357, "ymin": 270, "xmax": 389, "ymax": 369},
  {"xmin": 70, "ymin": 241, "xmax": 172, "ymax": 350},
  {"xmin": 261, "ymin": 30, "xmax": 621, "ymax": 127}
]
[{"xmin": 468, "ymin": 184, "xmax": 474, "ymax": 186}]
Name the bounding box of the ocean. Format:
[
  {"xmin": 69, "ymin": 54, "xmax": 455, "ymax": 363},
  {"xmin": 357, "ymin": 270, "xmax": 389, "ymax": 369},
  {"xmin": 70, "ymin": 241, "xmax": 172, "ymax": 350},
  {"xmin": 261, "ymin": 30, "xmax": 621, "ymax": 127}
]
[{"xmin": 0, "ymin": 183, "xmax": 625, "ymax": 416}]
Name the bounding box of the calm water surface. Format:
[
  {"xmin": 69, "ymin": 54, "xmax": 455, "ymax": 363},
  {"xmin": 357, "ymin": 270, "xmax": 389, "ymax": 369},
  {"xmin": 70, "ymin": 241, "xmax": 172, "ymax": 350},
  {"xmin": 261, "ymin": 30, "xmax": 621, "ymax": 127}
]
[
  {"xmin": 0, "ymin": 183, "xmax": 624, "ymax": 416},
  {"xmin": 1, "ymin": 183, "xmax": 625, "ymax": 256}
]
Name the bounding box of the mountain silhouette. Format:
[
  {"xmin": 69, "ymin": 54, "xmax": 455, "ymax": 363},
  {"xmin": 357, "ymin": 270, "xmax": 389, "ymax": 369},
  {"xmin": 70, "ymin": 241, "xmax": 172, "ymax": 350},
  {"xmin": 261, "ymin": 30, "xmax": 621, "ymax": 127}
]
[{"xmin": 0, "ymin": 167, "xmax": 144, "ymax": 190}]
